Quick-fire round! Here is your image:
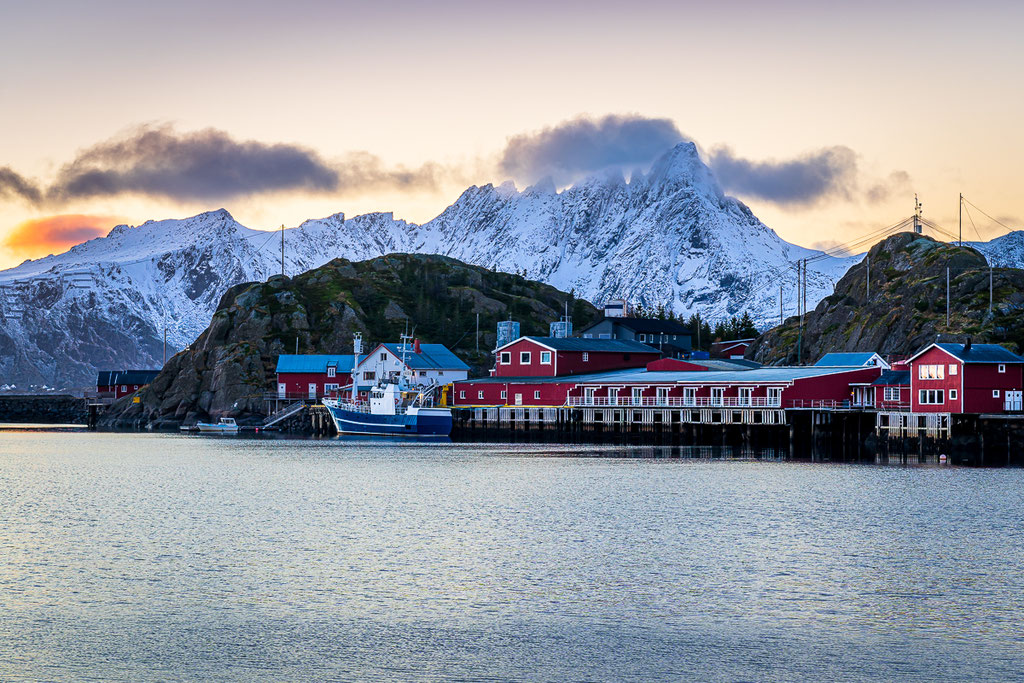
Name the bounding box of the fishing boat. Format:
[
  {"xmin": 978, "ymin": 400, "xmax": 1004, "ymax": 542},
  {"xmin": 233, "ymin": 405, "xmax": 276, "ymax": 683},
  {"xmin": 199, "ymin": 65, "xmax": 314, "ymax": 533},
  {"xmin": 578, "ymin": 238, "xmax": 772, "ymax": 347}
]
[
  {"xmin": 195, "ymin": 417, "xmax": 239, "ymax": 434},
  {"xmin": 322, "ymin": 333, "xmax": 452, "ymax": 437}
]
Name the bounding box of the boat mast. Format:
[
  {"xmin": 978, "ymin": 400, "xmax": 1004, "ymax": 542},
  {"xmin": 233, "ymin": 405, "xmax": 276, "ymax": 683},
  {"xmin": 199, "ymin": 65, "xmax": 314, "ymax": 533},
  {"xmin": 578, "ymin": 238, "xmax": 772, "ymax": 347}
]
[{"xmin": 352, "ymin": 332, "xmax": 362, "ymax": 404}]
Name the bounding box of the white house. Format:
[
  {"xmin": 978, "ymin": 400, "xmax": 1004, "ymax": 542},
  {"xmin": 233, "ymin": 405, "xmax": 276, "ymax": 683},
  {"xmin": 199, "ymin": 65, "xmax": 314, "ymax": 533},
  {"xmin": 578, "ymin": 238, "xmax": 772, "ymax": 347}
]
[{"xmin": 355, "ymin": 341, "xmax": 470, "ymax": 390}]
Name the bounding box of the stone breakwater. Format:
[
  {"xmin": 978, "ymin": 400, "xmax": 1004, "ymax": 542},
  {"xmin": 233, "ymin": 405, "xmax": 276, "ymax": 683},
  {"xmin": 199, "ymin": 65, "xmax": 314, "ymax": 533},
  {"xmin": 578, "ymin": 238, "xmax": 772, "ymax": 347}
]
[{"xmin": 0, "ymin": 395, "xmax": 88, "ymax": 424}]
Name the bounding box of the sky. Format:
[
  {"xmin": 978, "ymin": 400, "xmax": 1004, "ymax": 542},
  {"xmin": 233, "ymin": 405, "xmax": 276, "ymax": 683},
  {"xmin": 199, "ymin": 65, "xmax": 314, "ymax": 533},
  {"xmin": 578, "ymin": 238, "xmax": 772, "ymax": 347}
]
[{"xmin": 1, "ymin": 0, "xmax": 1022, "ymax": 269}]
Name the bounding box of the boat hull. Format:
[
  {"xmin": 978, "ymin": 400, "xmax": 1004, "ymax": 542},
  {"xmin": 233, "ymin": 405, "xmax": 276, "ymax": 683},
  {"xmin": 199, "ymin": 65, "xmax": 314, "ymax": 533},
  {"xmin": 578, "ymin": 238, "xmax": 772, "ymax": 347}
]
[{"xmin": 325, "ymin": 405, "xmax": 452, "ymax": 436}]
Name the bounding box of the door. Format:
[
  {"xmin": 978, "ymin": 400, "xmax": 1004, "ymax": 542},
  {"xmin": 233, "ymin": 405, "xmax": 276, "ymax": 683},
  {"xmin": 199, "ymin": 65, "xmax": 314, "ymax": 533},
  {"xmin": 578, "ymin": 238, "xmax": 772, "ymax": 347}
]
[
  {"xmin": 1006, "ymin": 391, "xmax": 1023, "ymax": 411},
  {"xmin": 632, "ymin": 387, "xmax": 643, "ymax": 406},
  {"xmin": 584, "ymin": 387, "xmax": 596, "ymax": 405},
  {"xmin": 711, "ymin": 387, "xmax": 724, "ymax": 406},
  {"xmin": 308, "ymin": 383, "xmax": 317, "ymax": 399},
  {"xmin": 515, "ymin": 393, "xmax": 523, "ymax": 406},
  {"xmin": 656, "ymin": 387, "xmax": 669, "ymax": 405},
  {"xmin": 278, "ymin": 383, "xmax": 286, "ymax": 398}
]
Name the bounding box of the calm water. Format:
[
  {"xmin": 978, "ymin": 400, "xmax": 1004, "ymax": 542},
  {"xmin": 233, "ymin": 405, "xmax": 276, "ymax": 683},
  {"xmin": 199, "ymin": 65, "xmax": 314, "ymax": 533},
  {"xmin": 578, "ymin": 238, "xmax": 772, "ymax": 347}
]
[{"xmin": 1, "ymin": 432, "xmax": 1023, "ymax": 682}]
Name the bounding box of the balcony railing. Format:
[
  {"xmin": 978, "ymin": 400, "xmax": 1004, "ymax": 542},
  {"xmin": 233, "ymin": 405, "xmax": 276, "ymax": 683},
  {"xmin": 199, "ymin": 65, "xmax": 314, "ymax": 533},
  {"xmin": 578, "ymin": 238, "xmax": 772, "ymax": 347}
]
[{"xmin": 566, "ymin": 396, "xmax": 782, "ymax": 408}]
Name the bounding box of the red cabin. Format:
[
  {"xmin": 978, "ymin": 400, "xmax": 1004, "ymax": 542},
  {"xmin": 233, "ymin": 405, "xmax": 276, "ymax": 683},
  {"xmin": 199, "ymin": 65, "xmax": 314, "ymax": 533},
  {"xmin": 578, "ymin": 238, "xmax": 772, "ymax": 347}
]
[
  {"xmin": 97, "ymin": 370, "xmax": 160, "ymax": 399},
  {"xmin": 493, "ymin": 337, "xmax": 660, "ymax": 378},
  {"xmin": 275, "ymin": 354, "xmax": 355, "ymax": 400},
  {"xmin": 908, "ymin": 342, "xmax": 1024, "ymax": 414}
]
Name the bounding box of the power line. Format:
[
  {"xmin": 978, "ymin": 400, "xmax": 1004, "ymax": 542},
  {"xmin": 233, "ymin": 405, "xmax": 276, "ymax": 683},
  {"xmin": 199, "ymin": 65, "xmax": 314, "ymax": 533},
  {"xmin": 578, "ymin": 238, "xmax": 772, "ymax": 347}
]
[{"xmin": 963, "ymin": 198, "xmax": 1019, "ymax": 235}]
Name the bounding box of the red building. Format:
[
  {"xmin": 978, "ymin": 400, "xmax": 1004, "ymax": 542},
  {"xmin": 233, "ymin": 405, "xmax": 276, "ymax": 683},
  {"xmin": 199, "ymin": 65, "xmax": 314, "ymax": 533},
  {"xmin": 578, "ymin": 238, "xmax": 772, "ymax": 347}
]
[
  {"xmin": 97, "ymin": 370, "xmax": 160, "ymax": 399},
  {"xmin": 867, "ymin": 366, "xmax": 911, "ymax": 409},
  {"xmin": 453, "ymin": 364, "xmax": 881, "ymax": 408},
  {"xmin": 275, "ymin": 354, "xmax": 356, "ymax": 399},
  {"xmin": 908, "ymin": 342, "xmax": 1024, "ymax": 414},
  {"xmin": 493, "ymin": 337, "xmax": 660, "ymax": 378}
]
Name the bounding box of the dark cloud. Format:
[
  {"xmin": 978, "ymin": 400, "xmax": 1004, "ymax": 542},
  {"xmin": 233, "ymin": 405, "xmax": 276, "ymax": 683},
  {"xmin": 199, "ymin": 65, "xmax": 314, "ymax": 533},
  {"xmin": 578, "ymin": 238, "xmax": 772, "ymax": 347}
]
[
  {"xmin": 0, "ymin": 125, "xmax": 442, "ymax": 205},
  {"xmin": 708, "ymin": 145, "xmax": 859, "ymax": 206},
  {"xmin": 498, "ymin": 114, "xmax": 686, "ymax": 185},
  {"xmin": 47, "ymin": 125, "xmax": 341, "ymax": 202},
  {"xmin": 0, "ymin": 167, "xmax": 42, "ymax": 204}
]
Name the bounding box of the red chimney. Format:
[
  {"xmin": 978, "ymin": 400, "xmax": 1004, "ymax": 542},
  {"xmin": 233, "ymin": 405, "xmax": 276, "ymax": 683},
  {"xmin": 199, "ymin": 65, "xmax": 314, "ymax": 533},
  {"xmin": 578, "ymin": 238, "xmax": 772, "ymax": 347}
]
[{"xmin": 413, "ymin": 338, "xmax": 422, "ymax": 354}]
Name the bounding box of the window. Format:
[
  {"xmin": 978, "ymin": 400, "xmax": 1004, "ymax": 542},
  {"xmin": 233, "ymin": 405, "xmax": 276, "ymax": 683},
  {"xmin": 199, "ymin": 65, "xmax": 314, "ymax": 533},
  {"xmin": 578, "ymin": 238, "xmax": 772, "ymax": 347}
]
[
  {"xmin": 949, "ymin": 364, "xmax": 957, "ymax": 376},
  {"xmin": 540, "ymin": 351, "xmax": 552, "ymax": 364},
  {"xmin": 380, "ymin": 352, "xmax": 388, "ymax": 361},
  {"xmin": 632, "ymin": 387, "xmax": 643, "ymax": 404},
  {"xmin": 500, "ymin": 390, "xmax": 507, "ymax": 399},
  {"xmin": 767, "ymin": 387, "xmax": 783, "ymax": 406},
  {"xmin": 993, "ymin": 390, "xmax": 1001, "ymax": 398},
  {"xmin": 998, "ymin": 364, "xmax": 1006, "ymax": 373},
  {"xmin": 582, "ymin": 352, "xmax": 589, "ymax": 362},
  {"xmin": 919, "ymin": 389, "xmax": 945, "ymax": 405},
  {"xmin": 534, "ymin": 390, "xmax": 541, "ymax": 400},
  {"xmin": 121, "ymin": 385, "xmax": 127, "ymax": 392},
  {"xmin": 683, "ymin": 387, "xmax": 696, "ymax": 406},
  {"xmin": 609, "ymin": 388, "xmax": 619, "ymax": 404},
  {"xmin": 711, "ymin": 387, "xmax": 724, "ymax": 406},
  {"xmin": 478, "ymin": 391, "xmax": 484, "ymax": 400},
  {"xmin": 363, "ymin": 371, "xmax": 375, "ymax": 381},
  {"xmin": 918, "ymin": 364, "xmax": 944, "ymax": 380},
  {"xmin": 949, "ymin": 389, "xmax": 958, "ymax": 400},
  {"xmin": 327, "ymin": 366, "xmax": 336, "ymax": 378},
  {"xmin": 638, "ymin": 333, "xmax": 646, "ymax": 342},
  {"xmin": 500, "ymin": 352, "xmax": 511, "ymax": 364},
  {"xmin": 437, "ymin": 371, "xmax": 444, "ymax": 376},
  {"xmin": 584, "ymin": 387, "xmax": 595, "ymax": 403},
  {"xmin": 738, "ymin": 387, "xmax": 752, "ymax": 406},
  {"xmin": 520, "ymin": 351, "xmax": 532, "ymax": 364},
  {"xmin": 599, "ymin": 333, "xmax": 611, "ymax": 339},
  {"xmin": 459, "ymin": 391, "xmax": 465, "ymax": 399},
  {"xmin": 884, "ymin": 387, "xmax": 901, "ymax": 401},
  {"xmin": 583, "ymin": 333, "xmax": 593, "ymax": 338},
  {"xmin": 325, "ymin": 383, "xmax": 339, "ymax": 392},
  {"xmin": 656, "ymin": 387, "xmax": 669, "ymax": 403}
]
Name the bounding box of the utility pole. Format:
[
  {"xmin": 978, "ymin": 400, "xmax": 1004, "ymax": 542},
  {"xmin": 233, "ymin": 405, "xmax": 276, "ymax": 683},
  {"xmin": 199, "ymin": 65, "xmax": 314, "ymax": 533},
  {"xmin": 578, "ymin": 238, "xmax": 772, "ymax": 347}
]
[
  {"xmin": 779, "ymin": 284, "xmax": 783, "ymax": 326},
  {"xmin": 162, "ymin": 309, "xmax": 167, "ymax": 366},
  {"xmin": 475, "ymin": 313, "xmax": 480, "ymax": 353},
  {"xmin": 946, "ymin": 266, "xmax": 951, "ymax": 327},
  {"xmin": 866, "ymin": 253, "xmax": 870, "ymax": 300},
  {"xmin": 989, "ymin": 265, "xmax": 994, "ymax": 315},
  {"xmin": 281, "ymin": 224, "xmax": 285, "ymax": 278},
  {"xmin": 959, "ymin": 193, "xmax": 963, "ymax": 246},
  {"xmin": 797, "ymin": 260, "xmax": 803, "ymax": 365}
]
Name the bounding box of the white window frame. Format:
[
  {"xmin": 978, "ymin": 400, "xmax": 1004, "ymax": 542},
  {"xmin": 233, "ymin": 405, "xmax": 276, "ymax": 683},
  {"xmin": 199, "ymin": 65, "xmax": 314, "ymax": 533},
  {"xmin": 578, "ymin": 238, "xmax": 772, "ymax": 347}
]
[
  {"xmin": 949, "ymin": 389, "xmax": 958, "ymax": 400},
  {"xmin": 738, "ymin": 387, "xmax": 753, "ymax": 406},
  {"xmin": 711, "ymin": 387, "xmax": 724, "ymax": 406},
  {"xmin": 609, "ymin": 388, "xmax": 619, "ymax": 404},
  {"xmin": 656, "ymin": 387, "xmax": 669, "ymax": 403},
  {"xmin": 683, "ymin": 387, "xmax": 696, "ymax": 406},
  {"xmin": 478, "ymin": 390, "xmax": 484, "ymax": 400},
  {"xmin": 540, "ymin": 351, "xmax": 552, "ymax": 365},
  {"xmin": 459, "ymin": 390, "xmax": 466, "ymax": 399},
  {"xmin": 919, "ymin": 389, "xmax": 945, "ymax": 405},
  {"xmin": 767, "ymin": 387, "xmax": 783, "ymax": 406},
  {"xmin": 520, "ymin": 351, "xmax": 532, "ymax": 364},
  {"xmin": 380, "ymin": 352, "xmax": 388, "ymax": 361},
  {"xmin": 500, "ymin": 390, "xmax": 507, "ymax": 399},
  {"xmin": 993, "ymin": 389, "xmax": 1001, "ymax": 398},
  {"xmin": 632, "ymin": 387, "xmax": 643, "ymax": 404},
  {"xmin": 884, "ymin": 386, "xmax": 901, "ymax": 402},
  {"xmin": 949, "ymin": 364, "xmax": 957, "ymax": 376},
  {"xmin": 998, "ymin": 364, "xmax": 1006, "ymax": 373},
  {"xmin": 582, "ymin": 352, "xmax": 589, "ymax": 362},
  {"xmin": 327, "ymin": 366, "xmax": 336, "ymax": 378},
  {"xmin": 500, "ymin": 352, "xmax": 511, "ymax": 364},
  {"xmin": 534, "ymin": 390, "xmax": 541, "ymax": 400},
  {"xmin": 918, "ymin": 364, "xmax": 944, "ymax": 380}
]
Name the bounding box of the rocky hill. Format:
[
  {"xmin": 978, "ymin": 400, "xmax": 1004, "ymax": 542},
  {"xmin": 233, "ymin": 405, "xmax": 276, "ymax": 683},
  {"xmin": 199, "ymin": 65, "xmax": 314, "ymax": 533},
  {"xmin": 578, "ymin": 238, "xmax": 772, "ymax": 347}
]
[
  {"xmin": 99, "ymin": 253, "xmax": 599, "ymax": 428},
  {"xmin": 747, "ymin": 232, "xmax": 1024, "ymax": 365}
]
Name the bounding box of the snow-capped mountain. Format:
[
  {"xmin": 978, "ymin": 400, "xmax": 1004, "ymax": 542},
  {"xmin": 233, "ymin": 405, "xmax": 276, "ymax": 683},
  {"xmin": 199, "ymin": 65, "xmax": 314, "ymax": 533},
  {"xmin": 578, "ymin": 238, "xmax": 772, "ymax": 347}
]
[
  {"xmin": 971, "ymin": 230, "xmax": 1024, "ymax": 269},
  {"xmin": 1, "ymin": 142, "xmax": 857, "ymax": 389}
]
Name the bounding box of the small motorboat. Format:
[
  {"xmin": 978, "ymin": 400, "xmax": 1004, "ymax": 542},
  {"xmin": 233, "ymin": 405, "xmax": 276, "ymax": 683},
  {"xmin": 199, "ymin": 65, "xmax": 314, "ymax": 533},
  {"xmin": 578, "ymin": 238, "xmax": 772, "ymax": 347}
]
[{"xmin": 195, "ymin": 417, "xmax": 239, "ymax": 434}]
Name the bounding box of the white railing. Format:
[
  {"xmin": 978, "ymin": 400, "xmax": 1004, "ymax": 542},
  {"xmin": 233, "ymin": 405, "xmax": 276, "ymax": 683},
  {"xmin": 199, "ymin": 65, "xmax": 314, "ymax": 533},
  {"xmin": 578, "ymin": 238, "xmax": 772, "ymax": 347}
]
[{"xmin": 566, "ymin": 396, "xmax": 782, "ymax": 408}]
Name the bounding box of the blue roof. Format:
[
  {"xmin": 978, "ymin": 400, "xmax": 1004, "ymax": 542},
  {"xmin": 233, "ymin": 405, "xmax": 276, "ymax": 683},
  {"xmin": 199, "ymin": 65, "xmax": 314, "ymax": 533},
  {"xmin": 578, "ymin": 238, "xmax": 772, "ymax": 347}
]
[
  {"xmin": 464, "ymin": 365, "xmax": 876, "ymax": 385},
  {"xmin": 930, "ymin": 343, "xmax": 1024, "ymax": 364},
  {"xmin": 815, "ymin": 352, "xmax": 883, "ymax": 367},
  {"xmin": 871, "ymin": 370, "xmax": 910, "ymax": 386},
  {"xmin": 510, "ymin": 337, "xmax": 660, "ymax": 353},
  {"xmin": 276, "ymin": 354, "xmax": 356, "ymax": 374},
  {"xmin": 380, "ymin": 343, "xmax": 470, "ymax": 371}
]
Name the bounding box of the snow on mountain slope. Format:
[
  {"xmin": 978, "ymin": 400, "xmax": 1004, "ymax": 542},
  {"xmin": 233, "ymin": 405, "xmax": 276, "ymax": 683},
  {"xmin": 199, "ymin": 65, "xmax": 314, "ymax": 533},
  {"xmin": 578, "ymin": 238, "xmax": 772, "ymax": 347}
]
[
  {"xmin": 970, "ymin": 231, "xmax": 1024, "ymax": 269},
  {"xmin": 0, "ymin": 143, "xmax": 858, "ymax": 389}
]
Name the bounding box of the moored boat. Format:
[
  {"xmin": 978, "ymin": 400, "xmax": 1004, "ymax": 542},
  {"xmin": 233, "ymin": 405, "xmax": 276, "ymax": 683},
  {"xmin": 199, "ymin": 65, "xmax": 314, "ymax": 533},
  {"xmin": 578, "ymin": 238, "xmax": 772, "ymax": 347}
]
[{"xmin": 195, "ymin": 417, "xmax": 239, "ymax": 434}]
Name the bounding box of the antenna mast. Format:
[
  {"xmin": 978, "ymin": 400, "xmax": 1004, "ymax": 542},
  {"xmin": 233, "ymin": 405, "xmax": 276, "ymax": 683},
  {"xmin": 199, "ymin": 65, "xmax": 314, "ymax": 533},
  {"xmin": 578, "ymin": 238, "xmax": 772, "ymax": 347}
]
[{"xmin": 913, "ymin": 195, "xmax": 923, "ymax": 234}]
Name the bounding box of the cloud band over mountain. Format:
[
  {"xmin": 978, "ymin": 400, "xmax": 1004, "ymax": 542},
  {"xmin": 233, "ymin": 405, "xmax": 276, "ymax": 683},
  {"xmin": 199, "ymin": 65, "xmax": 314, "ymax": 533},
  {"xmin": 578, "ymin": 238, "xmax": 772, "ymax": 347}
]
[{"xmin": 0, "ymin": 117, "xmax": 906, "ymax": 210}]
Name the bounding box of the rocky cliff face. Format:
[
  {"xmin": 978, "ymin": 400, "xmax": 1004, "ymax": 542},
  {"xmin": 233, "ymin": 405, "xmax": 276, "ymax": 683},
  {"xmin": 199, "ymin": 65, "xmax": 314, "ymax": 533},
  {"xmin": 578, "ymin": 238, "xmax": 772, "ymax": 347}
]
[
  {"xmin": 99, "ymin": 253, "xmax": 599, "ymax": 428},
  {"xmin": 747, "ymin": 232, "xmax": 1024, "ymax": 365}
]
